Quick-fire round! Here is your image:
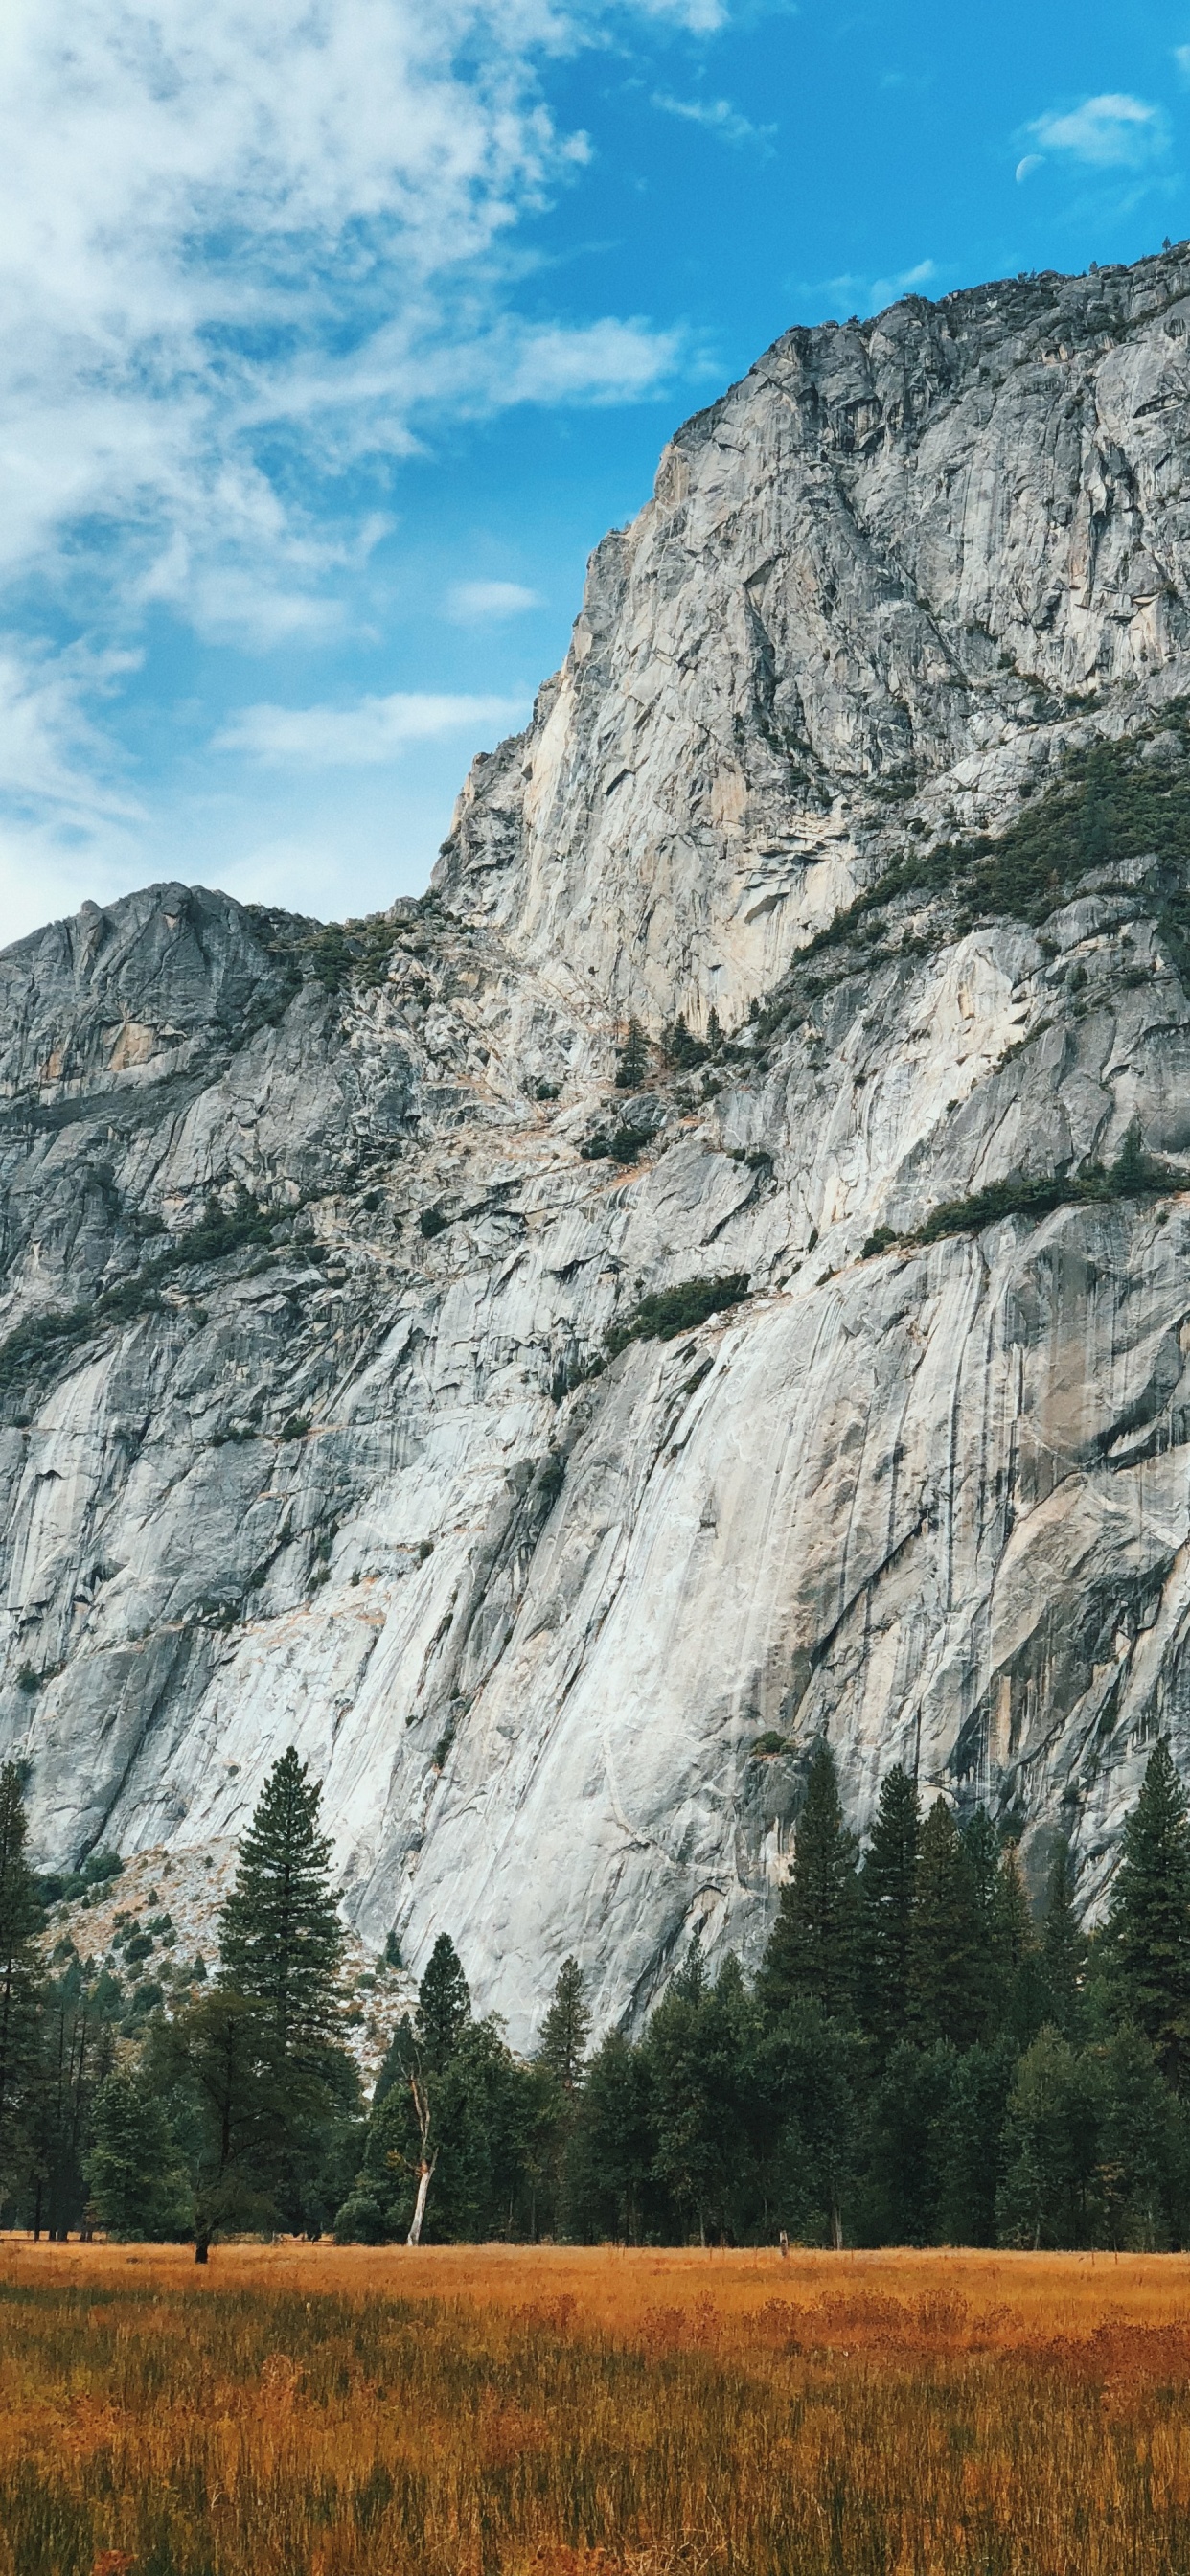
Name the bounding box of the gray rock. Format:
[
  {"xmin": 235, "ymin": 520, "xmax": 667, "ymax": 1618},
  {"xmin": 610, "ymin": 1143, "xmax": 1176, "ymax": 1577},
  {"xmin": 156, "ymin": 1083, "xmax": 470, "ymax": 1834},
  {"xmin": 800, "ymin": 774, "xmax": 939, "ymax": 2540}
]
[{"xmin": 7, "ymin": 247, "xmax": 1190, "ymax": 2042}]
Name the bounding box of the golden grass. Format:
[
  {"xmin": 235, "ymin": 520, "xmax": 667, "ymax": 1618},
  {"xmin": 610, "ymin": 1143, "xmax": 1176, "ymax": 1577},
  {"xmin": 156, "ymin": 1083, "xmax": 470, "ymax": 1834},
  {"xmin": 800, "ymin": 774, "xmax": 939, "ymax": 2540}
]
[{"xmin": 4, "ymin": 2239, "xmax": 1190, "ymax": 2573}]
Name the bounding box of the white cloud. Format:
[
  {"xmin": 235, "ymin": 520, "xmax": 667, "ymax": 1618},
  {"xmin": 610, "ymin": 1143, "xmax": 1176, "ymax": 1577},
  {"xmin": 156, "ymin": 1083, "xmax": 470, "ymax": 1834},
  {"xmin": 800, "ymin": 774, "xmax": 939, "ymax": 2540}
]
[
  {"xmin": 1026, "ymin": 93, "xmax": 1166, "ymax": 170},
  {"xmin": 446, "ymin": 580, "xmax": 544, "ymax": 621},
  {"xmin": 0, "ymin": 639, "xmax": 144, "ymax": 830},
  {"xmin": 868, "ymin": 258, "xmax": 938, "ymax": 309},
  {"xmin": 0, "ymin": 0, "xmax": 686, "ymax": 647},
  {"xmin": 215, "ymin": 690, "xmax": 529, "ymax": 766},
  {"xmin": 1176, "ymin": 44, "xmax": 1190, "ymax": 82},
  {"xmin": 652, "ymin": 91, "xmax": 776, "ymax": 150},
  {"xmin": 0, "ymin": 0, "xmax": 710, "ymax": 947}
]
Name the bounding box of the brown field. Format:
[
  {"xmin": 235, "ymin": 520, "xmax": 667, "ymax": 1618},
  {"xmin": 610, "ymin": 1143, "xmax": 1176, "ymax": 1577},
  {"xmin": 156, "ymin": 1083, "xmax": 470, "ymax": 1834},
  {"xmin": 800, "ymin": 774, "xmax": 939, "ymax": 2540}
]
[{"xmin": 4, "ymin": 2241, "xmax": 1190, "ymax": 2574}]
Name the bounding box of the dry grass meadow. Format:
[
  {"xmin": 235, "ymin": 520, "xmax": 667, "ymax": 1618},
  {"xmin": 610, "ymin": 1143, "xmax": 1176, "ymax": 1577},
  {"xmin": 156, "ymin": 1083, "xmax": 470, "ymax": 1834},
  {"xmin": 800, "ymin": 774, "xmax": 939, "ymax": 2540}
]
[{"xmin": 4, "ymin": 2238, "xmax": 1190, "ymax": 2574}]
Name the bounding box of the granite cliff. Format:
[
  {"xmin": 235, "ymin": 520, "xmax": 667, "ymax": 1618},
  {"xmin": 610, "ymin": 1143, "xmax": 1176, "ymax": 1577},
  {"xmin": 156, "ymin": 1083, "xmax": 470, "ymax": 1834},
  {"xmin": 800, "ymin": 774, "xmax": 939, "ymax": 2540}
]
[{"xmin": 7, "ymin": 245, "xmax": 1190, "ymax": 2042}]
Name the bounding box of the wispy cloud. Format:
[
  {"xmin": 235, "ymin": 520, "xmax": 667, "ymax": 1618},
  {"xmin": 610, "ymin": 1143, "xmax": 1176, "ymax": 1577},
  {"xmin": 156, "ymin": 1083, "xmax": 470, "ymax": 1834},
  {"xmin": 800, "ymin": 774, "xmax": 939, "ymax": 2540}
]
[
  {"xmin": 1023, "ymin": 92, "xmax": 1167, "ymax": 172},
  {"xmin": 0, "ymin": 639, "xmax": 144, "ymax": 829},
  {"xmin": 652, "ymin": 92, "xmax": 777, "ymax": 151},
  {"xmin": 0, "ymin": 0, "xmax": 691, "ymax": 653},
  {"xmin": 446, "ymin": 581, "xmax": 544, "ymax": 622},
  {"xmin": 215, "ymin": 691, "xmax": 529, "ymax": 768},
  {"xmin": 787, "ymin": 258, "xmax": 941, "ymax": 318}
]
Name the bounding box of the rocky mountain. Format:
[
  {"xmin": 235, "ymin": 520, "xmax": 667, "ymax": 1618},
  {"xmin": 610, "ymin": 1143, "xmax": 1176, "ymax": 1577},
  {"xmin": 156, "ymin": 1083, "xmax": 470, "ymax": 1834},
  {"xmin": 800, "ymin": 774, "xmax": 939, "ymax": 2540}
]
[{"xmin": 7, "ymin": 243, "xmax": 1190, "ymax": 2045}]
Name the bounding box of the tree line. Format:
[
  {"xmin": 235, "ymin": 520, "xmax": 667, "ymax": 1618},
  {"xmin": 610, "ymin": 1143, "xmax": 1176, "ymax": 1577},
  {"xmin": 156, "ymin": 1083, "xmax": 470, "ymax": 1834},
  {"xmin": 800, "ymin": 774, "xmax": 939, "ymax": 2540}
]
[{"xmin": 4, "ymin": 1737, "xmax": 1190, "ymax": 2249}]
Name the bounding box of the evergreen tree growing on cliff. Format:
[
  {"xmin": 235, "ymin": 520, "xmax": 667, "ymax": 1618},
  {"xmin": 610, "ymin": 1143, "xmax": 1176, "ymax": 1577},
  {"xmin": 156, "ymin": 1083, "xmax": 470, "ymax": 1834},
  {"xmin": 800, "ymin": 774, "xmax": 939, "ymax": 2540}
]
[
  {"xmin": 1106, "ymin": 1739, "xmax": 1190, "ymax": 2089},
  {"xmin": 218, "ymin": 1747, "xmax": 344, "ymax": 2069},
  {"xmin": 758, "ymin": 1740, "xmax": 858, "ymax": 2023},
  {"xmin": 0, "ymin": 1763, "xmax": 42, "ymax": 2206},
  {"xmin": 858, "ymin": 1765, "xmax": 920, "ymax": 2056},
  {"xmin": 614, "ymin": 1019, "xmax": 649, "ymax": 1090}
]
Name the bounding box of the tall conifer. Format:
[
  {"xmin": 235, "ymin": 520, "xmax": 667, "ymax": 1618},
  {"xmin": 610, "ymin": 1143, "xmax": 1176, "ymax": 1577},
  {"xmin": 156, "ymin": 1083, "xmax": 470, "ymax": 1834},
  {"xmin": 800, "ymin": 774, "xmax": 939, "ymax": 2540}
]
[
  {"xmin": 858, "ymin": 1765, "xmax": 920, "ymax": 2053},
  {"xmin": 537, "ymin": 1958, "xmax": 590, "ymax": 2093},
  {"xmin": 1106, "ymin": 1739, "xmax": 1190, "ymax": 2089},
  {"xmin": 218, "ymin": 1747, "xmax": 343, "ymax": 2066},
  {"xmin": 0, "ymin": 1763, "xmax": 42, "ymax": 2201},
  {"xmin": 759, "ymin": 1740, "xmax": 858, "ymax": 2022},
  {"xmin": 1041, "ymin": 1838, "xmax": 1086, "ymax": 2036},
  {"xmin": 416, "ymin": 1935, "xmax": 470, "ymax": 2064},
  {"xmin": 906, "ymin": 1798, "xmax": 983, "ymax": 2049}
]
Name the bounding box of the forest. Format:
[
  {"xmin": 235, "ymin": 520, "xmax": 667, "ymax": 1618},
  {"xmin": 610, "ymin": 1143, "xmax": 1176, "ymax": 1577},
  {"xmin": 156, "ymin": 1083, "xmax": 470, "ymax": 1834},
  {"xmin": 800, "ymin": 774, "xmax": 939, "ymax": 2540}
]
[{"xmin": 2, "ymin": 1735, "xmax": 1190, "ymax": 2251}]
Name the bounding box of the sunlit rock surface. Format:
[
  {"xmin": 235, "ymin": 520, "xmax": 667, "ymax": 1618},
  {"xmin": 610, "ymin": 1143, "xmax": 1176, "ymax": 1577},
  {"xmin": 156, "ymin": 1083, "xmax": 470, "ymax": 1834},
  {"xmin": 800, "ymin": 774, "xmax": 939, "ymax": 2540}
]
[{"xmin": 7, "ymin": 247, "xmax": 1190, "ymax": 2041}]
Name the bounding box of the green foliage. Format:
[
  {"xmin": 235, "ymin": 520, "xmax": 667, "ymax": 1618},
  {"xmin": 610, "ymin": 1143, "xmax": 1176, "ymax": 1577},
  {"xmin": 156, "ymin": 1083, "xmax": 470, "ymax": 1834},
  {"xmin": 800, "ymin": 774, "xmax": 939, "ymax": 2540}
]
[
  {"xmin": 416, "ymin": 1935, "xmax": 470, "ymax": 2065},
  {"xmin": 1105, "ymin": 1739, "xmax": 1190, "ymax": 2088},
  {"xmin": 757, "ymin": 1740, "xmax": 859, "ymax": 2024},
  {"xmin": 264, "ymin": 908, "xmax": 409, "ymax": 996},
  {"xmin": 156, "ymin": 1989, "xmax": 286, "ymax": 2253},
  {"xmin": 995, "ymin": 2025, "xmax": 1102, "ymax": 2249},
  {"xmin": 354, "ymin": 2003, "xmax": 539, "ymax": 2243},
  {"xmin": 420, "ymin": 1206, "xmax": 448, "ymax": 1238},
  {"xmin": 661, "ymin": 1013, "xmax": 709, "ymax": 1071},
  {"xmin": 606, "ymin": 1272, "xmax": 749, "ymax": 1356},
  {"xmin": 537, "ymin": 1958, "xmax": 590, "ymax": 2096},
  {"xmin": 911, "ymin": 1132, "xmax": 1180, "ymax": 1250},
  {"xmin": 0, "ymin": 1187, "xmax": 283, "ymax": 1401},
  {"xmin": 613, "ymin": 1019, "xmax": 650, "ymax": 1089},
  {"xmin": 0, "ymin": 1764, "xmax": 43, "ymax": 2206},
  {"xmin": 812, "ymin": 722, "xmax": 1190, "ymax": 958},
  {"xmin": 217, "ymin": 1748, "xmax": 345, "ymax": 2072},
  {"xmin": 564, "ymin": 2029, "xmax": 656, "ymax": 2242},
  {"xmin": 1041, "ymin": 1838, "xmax": 1087, "ymax": 2036},
  {"xmin": 646, "ymin": 1954, "xmax": 759, "ymax": 2243},
  {"xmin": 906, "ymin": 1801, "xmax": 984, "ymax": 2050},
  {"xmin": 581, "ymin": 1121, "xmax": 653, "ymax": 1163},
  {"xmin": 858, "ymin": 1765, "xmax": 920, "ymax": 2058},
  {"xmin": 83, "ymin": 2067, "xmax": 192, "ymax": 2240}
]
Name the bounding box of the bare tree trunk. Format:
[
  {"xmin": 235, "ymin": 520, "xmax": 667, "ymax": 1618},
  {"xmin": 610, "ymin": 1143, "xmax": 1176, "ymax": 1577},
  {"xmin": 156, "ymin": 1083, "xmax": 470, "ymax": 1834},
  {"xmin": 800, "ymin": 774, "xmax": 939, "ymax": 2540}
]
[
  {"xmin": 407, "ymin": 2161, "xmax": 432, "ymax": 2246},
  {"xmin": 405, "ymin": 2069, "xmax": 437, "ymax": 2246}
]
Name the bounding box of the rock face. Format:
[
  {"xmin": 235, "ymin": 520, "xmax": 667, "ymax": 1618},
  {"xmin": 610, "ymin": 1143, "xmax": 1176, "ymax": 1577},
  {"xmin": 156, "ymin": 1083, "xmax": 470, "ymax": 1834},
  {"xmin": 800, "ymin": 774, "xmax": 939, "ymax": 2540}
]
[{"xmin": 7, "ymin": 246, "xmax": 1190, "ymax": 2044}]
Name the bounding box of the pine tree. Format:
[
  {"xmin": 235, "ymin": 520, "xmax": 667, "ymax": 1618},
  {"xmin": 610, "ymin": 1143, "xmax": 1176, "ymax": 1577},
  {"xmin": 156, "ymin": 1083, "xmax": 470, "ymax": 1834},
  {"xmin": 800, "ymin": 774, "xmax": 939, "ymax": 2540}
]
[
  {"xmin": 416, "ymin": 1934, "xmax": 470, "ymax": 2064},
  {"xmin": 217, "ymin": 1748, "xmax": 344, "ymax": 2068},
  {"xmin": 906, "ymin": 1798, "xmax": 983, "ymax": 2050},
  {"xmin": 0, "ymin": 1763, "xmax": 42, "ymax": 2205},
  {"xmin": 84, "ymin": 2067, "xmax": 192, "ymax": 2241},
  {"xmin": 672, "ymin": 1925, "xmax": 707, "ymax": 2006},
  {"xmin": 614, "ymin": 1019, "xmax": 649, "ymax": 1089},
  {"xmin": 1041, "ymin": 1838, "xmax": 1086, "ymax": 2036},
  {"xmin": 995, "ymin": 2026, "xmax": 1100, "ymax": 2249},
  {"xmin": 162, "ymin": 1988, "xmax": 280, "ymax": 2258},
  {"xmin": 991, "ymin": 1844, "xmax": 1047, "ymax": 2043},
  {"xmin": 1106, "ymin": 1740, "xmax": 1190, "ymax": 2089},
  {"xmin": 563, "ymin": 2030, "xmax": 656, "ymax": 2243},
  {"xmin": 858, "ymin": 1765, "xmax": 920, "ymax": 2054},
  {"xmin": 758, "ymin": 1740, "xmax": 858, "ymax": 2023},
  {"xmin": 961, "ymin": 1806, "xmax": 1004, "ymax": 2036},
  {"xmin": 537, "ymin": 1959, "xmax": 590, "ymax": 2094}
]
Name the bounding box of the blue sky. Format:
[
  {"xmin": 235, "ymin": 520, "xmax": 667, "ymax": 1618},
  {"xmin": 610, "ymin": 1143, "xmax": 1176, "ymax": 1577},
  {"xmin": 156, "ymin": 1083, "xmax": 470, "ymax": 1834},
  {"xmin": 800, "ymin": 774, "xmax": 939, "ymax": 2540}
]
[{"xmin": 3, "ymin": 0, "xmax": 1189, "ymax": 941}]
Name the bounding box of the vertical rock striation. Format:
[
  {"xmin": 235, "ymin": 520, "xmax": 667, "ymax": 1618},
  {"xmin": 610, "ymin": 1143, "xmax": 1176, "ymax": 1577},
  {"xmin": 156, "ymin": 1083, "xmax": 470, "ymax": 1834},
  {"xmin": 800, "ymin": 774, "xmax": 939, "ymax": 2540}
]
[{"xmin": 7, "ymin": 248, "xmax": 1190, "ymax": 2039}]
